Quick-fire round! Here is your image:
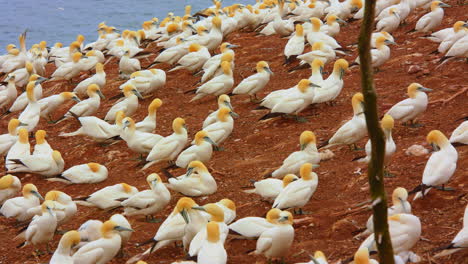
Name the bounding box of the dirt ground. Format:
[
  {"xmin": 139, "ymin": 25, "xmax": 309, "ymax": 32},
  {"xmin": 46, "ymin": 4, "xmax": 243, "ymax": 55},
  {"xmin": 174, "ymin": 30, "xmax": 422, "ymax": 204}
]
[{"xmin": 0, "ymin": 1, "xmax": 467, "ymax": 263}]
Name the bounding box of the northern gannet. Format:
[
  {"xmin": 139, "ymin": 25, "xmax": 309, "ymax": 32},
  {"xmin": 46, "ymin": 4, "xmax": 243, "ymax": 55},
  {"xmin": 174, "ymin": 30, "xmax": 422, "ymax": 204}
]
[
  {"xmin": 202, "ymin": 94, "xmax": 235, "ymax": 128},
  {"xmin": 121, "ymin": 117, "xmax": 163, "ymax": 155},
  {"xmin": 61, "ymin": 84, "xmax": 104, "ymax": 121},
  {"xmin": 32, "ymin": 130, "xmax": 53, "ymax": 156},
  {"xmin": 191, "ymin": 61, "xmax": 234, "ymax": 102},
  {"xmin": 18, "ymin": 81, "xmax": 41, "ymax": 131},
  {"xmin": 312, "ymin": 59, "xmax": 349, "ymax": 104},
  {"xmin": 38, "ymin": 92, "xmax": 81, "ymax": 120},
  {"xmin": 412, "ymin": 130, "xmax": 458, "ymax": 200},
  {"xmin": 104, "ymin": 84, "xmax": 142, "ymax": 122},
  {"xmin": 284, "ymin": 24, "xmax": 305, "ymax": 63},
  {"xmin": 232, "ymin": 61, "xmax": 273, "ymax": 101},
  {"xmin": 354, "ymin": 36, "xmax": 396, "ymax": 69},
  {"xmin": 196, "ymin": 222, "xmax": 227, "ymax": 264},
  {"xmin": 202, "ymin": 107, "xmax": 235, "ymax": 144},
  {"xmin": 376, "ymin": 8, "xmax": 401, "ymax": 33},
  {"xmin": 427, "ymin": 21, "xmax": 467, "ymax": 43},
  {"xmin": 321, "ymin": 14, "xmax": 347, "ymax": 37},
  {"xmin": 306, "ymin": 18, "xmax": 341, "ymax": 49},
  {"xmin": 0, "ymin": 183, "xmax": 43, "ymax": 221},
  {"xmin": 122, "ymin": 173, "xmax": 171, "ymax": 219},
  {"xmin": 319, "ymin": 93, "xmax": 366, "ymax": 150},
  {"xmin": 60, "ymin": 111, "xmax": 125, "ymax": 142},
  {"xmin": 169, "ymin": 43, "xmax": 211, "ymax": 73},
  {"xmin": 75, "ymin": 183, "xmax": 138, "ymax": 210},
  {"xmin": 273, "ymin": 163, "xmax": 318, "ymax": 213},
  {"xmin": 0, "ymin": 174, "xmax": 21, "ymax": 205},
  {"xmin": 229, "ymin": 208, "xmax": 281, "ymax": 238},
  {"xmin": 244, "ymin": 174, "xmax": 298, "ymax": 201},
  {"xmin": 254, "ymin": 210, "xmax": 294, "ymax": 261},
  {"xmin": 386, "ymin": 83, "xmax": 431, "ymax": 126},
  {"xmin": 120, "ymin": 69, "xmax": 166, "ymax": 96},
  {"xmin": 294, "ymin": 42, "xmax": 337, "ymax": 70},
  {"xmin": 74, "ymin": 62, "xmax": 106, "ymax": 97},
  {"xmin": 176, "ymin": 130, "xmax": 217, "ymax": 168},
  {"xmin": 272, "ymin": 131, "xmax": 320, "ymax": 178},
  {"xmin": 17, "ymin": 200, "xmax": 58, "ymax": 252},
  {"xmin": 0, "ymin": 119, "xmax": 26, "ymax": 156},
  {"xmin": 7, "ymin": 61, "xmax": 34, "ymax": 88},
  {"xmin": 8, "ymin": 150, "xmax": 65, "ymax": 178},
  {"xmin": 136, "ymin": 98, "xmax": 162, "ymax": 133},
  {"xmin": 5, "ymin": 128, "xmax": 29, "ymax": 171},
  {"xmin": 168, "ymin": 161, "xmax": 217, "ymax": 196},
  {"xmin": 119, "ymin": 50, "xmax": 141, "ymax": 79},
  {"xmin": 6, "ymin": 74, "xmax": 46, "ymax": 114},
  {"xmin": 144, "ymin": 118, "xmax": 188, "ymax": 169},
  {"xmin": 259, "ymin": 79, "xmax": 319, "ymax": 121},
  {"xmin": 50, "ymin": 52, "xmax": 86, "ymax": 81},
  {"xmin": 50, "ymin": 230, "xmax": 81, "ymax": 264},
  {"xmin": 72, "ymin": 220, "xmax": 134, "ymax": 264},
  {"xmin": 415, "ymin": 1, "xmax": 451, "ymax": 32},
  {"xmin": 50, "ymin": 163, "xmax": 108, "ymax": 184}
]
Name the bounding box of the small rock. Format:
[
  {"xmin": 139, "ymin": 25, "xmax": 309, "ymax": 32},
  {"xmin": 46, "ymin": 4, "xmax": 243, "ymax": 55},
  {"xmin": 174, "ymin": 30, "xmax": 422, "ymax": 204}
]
[
  {"xmin": 405, "ymin": 144, "xmax": 429, "ymax": 156},
  {"xmin": 319, "ymin": 149, "xmax": 335, "ymax": 161},
  {"xmin": 422, "ymin": 69, "xmax": 430, "ymax": 75},
  {"xmin": 408, "ymin": 65, "xmax": 422, "ymax": 74}
]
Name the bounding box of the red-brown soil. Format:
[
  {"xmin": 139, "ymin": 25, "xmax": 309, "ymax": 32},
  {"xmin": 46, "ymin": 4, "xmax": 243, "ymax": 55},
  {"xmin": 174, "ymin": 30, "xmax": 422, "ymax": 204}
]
[{"xmin": 0, "ymin": 1, "xmax": 467, "ymax": 263}]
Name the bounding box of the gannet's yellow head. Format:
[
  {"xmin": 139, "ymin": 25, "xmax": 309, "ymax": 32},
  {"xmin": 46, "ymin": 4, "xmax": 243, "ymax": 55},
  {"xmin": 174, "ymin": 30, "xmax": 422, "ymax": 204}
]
[
  {"xmin": 453, "ymin": 21, "xmax": 465, "ymax": 32},
  {"xmin": 86, "ymin": 84, "xmax": 104, "ymax": 98},
  {"xmin": 312, "ymin": 41, "xmax": 324, "ymax": 51},
  {"xmin": 376, "ymin": 35, "xmax": 388, "ymax": 49},
  {"xmin": 194, "ymin": 130, "xmax": 210, "ymax": 145},
  {"xmin": 146, "ymin": 173, "xmax": 161, "ymax": 185},
  {"xmin": 116, "ymin": 39, "xmax": 124, "ymax": 47},
  {"xmin": 148, "ymin": 98, "xmax": 163, "ymax": 115},
  {"xmin": 299, "ymin": 130, "xmax": 316, "ymax": 149},
  {"xmin": 137, "ymin": 30, "xmax": 146, "ymax": 40},
  {"xmin": 221, "ymin": 52, "xmax": 234, "ymax": 63},
  {"xmin": 142, "ymin": 21, "xmax": 153, "ymax": 29},
  {"xmin": 60, "ymin": 230, "xmax": 81, "ymax": 250},
  {"xmin": 314, "ymin": 251, "xmax": 327, "ymax": 260},
  {"xmin": 278, "ymin": 210, "xmax": 294, "ymax": 225},
  {"xmin": 172, "ymin": 117, "xmax": 186, "ymax": 134},
  {"xmin": 219, "ymin": 198, "xmax": 236, "ymax": 211},
  {"xmin": 219, "ymin": 42, "xmax": 232, "ymax": 53},
  {"xmin": 52, "ymin": 150, "xmax": 63, "ymax": 164},
  {"xmin": 100, "ymin": 220, "xmax": 133, "ymax": 238},
  {"xmin": 8, "ymin": 119, "xmax": 22, "ymax": 135},
  {"xmin": 300, "ymin": 163, "xmax": 314, "ymax": 180},
  {"xmin": 166, "ymin": 23, "xmax": 179, "ymax": 34},
  {"xmin": 407, "ymin": 83, "xmax": 431, "ymax": 98},
  {"xmin": 6, "ymin": 44, "xmax": 16, "ymax": 52},
  {"xmin": 333, "ymin": 59, "xmax": 349, "ymax": 79},
  {"xmin": 298, "ymin": 79, "xmax": 312, "ymax": 93},
  {"xmin": 185, "ymin": 5, "xmax": 192, "ymax": 15},
  {"xmin": 206, "ymin": 221, "xmax": 221, "ymax": 242},
  {"xmin": 427, "ymin": 130, "xmax": 449, "ymax": 150},
  {"xmin": 41, "ymin": 200, "xmax": 56, "ymax": 213},
  {"xmin": 70, "ymin": 41, "xmax": 81, "ymax": 51},
  {"xmin": 122, "ymin": 84, "xmax": 141, "ymax": 98},
  {"xmin": 431, "ymin": 1, "xmax": 450, "ymax": 10},
  {"xmin": 76, "ymin": 34, "xmax": 85, "ymax": 44},
  {"xmin": 256, "ymin": 61, "xmax": 272, "ymax": 75},
  {"xmin": 351, "ymin": 0, "xmax": 363, "ymax": 9},
  {"xmin": 122, "ymin": 117, "xmax": 136, "ymax": 131},
  {"xmin": 26, "ymin": 81, "xmax": 36, "ymax": 102},
  {"xmin": 60, "ymin": 92, "xmax": 80, "ymax": 103},
  {"xmin": 212, "ymin": 16, "xmax": 222, "ymax": 28},
  {"xmin": 201, "ymin": 203, "xmax": 225, "ymax": 222},
  {"xmin": 0, "ymin": 175, "xmax": 15, "ymax": 190},
  {"xmin": 196, "ymin": 26, "xmax": 208, "ymax": 35},
  {"xmin": 392, "ymin": 187, "xmax": 408, "ymax": 204},
  {"xmin": 217, "ymin": 107, "xmax": 232, "ymax": 122},
  {"xmin": 381, "ymin": 114, "xmax": 394, "ymax": 130},
  {"xmin": 326, "ymin": 14, "xmax": 338, "ymax": 25},
  {"xmin": 39, "ymin": 41, "xmax": 47, "ymax": 50},
  {"xmin": 310, "ymin": 17, "xmax": 321, "ymax": 32},
  {"xmin": 87, "ymin": 163, "xmax": 101, "ymax": 173},
  {"xmin": 311, "ymin": 58, "xmax": 324, "ymax": 74},
  {"xmin": 22, "ymin": 183, "xmax": 42, "ymax": 199},
  {"xmin": 18, "ymin": 128, "xmax": 29, "ymax": 144},
  {"xmin": 187, "ymin": 160, "xmax": 208, "ymax": 175},
  {"xmin": 175, "ymin": 197, "xmax": 197, "ymax": 213},
  {"xmin": 295, "ymin": 24, "xmax": 304, "ymax": 36},
  {"xmin": 120, "ymin": 183, "xmax": 134, "ymax": 193},
  {"xmin": 25, "ymin": 62, "xmax": 34, "ymax": 74},
  {"xmin": 188, "ymin": 43, "xmax": 202, "ymax": 52},
  {"xmin": 54, "ymin": 42, "xmax": 63, "ymax": 48},
  {"xmin": 351, "ymin": 92, "xmax": 364, "ymax": 114},
  {"xmin": 35, "ymin": 130, "xmax": 47, "ymax": 144},
  {"xmin": 282, "ymin": 174, "xmax": 298, "ymax": 187},
  {"xmin": 354, "ymin": 248, "xmax": 371, "ymax": 264},
  {"xmin": 44, "ymin": 190, "xmax": 63, "ymax": 201},
  {"xmin": 266, "ymin": 208, "xmax": 282, "ymax": 223},
  {"xmin": 72, "ymin": 52, "xmax": 82, "ymax": 63}
]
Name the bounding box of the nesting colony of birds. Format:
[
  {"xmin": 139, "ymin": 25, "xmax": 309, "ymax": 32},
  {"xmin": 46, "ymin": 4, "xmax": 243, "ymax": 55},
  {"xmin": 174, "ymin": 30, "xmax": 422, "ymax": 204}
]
[{"xmin": 0, "ymin": 0, "xmax": 466, "ymax": 263}]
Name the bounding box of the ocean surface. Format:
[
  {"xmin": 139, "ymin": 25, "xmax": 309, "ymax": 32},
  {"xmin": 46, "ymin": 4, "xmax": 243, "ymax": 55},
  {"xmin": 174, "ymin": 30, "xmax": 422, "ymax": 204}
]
[{"xmin": 0, "ymin": 0, "xmax": 253, "ymax": 53}]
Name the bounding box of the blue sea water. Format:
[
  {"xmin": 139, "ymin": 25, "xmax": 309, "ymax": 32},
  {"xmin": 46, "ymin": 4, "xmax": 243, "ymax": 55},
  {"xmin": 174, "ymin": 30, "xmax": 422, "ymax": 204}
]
[{"xmin": 0, "ymin": 0, "xmax": 253, "ymax": 53}]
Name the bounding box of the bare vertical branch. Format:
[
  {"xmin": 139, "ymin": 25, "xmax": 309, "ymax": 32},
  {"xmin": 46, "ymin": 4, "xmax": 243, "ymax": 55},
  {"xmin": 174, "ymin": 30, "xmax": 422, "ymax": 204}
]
[{"xmin": 357, "ymin": 0, "xmax": 395, "ymax": 263}]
